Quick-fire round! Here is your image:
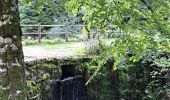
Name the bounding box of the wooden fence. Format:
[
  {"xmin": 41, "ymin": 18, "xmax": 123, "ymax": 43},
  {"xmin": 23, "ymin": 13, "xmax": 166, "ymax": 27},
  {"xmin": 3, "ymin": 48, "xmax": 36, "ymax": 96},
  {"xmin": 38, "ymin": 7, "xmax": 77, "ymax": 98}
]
[
  {"xmin": 21, "ymin": 24, "xmax": 114, "ymax": 43},
  {"xmin": 21, "ymin": 24, "xmax": 86, "ymax": 43}
]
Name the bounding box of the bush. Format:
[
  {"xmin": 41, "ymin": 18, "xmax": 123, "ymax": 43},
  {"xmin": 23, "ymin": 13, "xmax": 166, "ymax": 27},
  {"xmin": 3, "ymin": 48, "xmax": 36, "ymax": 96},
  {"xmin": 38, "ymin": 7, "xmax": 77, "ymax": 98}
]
[
  {"xmin": 84, "ymin": 43, "xmax": 170, "ymax": 100},
  {"xmin": 84, "ymin": 61, "xmax": 115, "ymax": 100},
  {"xmin": 116, "ymin": 52, "xmax": 170, "ymax": 100}
]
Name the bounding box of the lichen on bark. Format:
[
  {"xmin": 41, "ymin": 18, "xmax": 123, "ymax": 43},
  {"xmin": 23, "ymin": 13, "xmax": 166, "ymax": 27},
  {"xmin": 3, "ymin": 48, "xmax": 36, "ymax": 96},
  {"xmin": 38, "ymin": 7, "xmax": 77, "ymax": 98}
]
[{"xmin": 0, "ymin": 0, "xmax": 26, "ymax": 99}]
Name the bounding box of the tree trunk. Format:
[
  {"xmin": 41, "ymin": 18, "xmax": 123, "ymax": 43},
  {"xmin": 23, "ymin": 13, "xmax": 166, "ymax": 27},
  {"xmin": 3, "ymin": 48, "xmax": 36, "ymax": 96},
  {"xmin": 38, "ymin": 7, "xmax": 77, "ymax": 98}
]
[{"xmin": 0, "ymin": 0, "xmax": 26, "ymax": 99}]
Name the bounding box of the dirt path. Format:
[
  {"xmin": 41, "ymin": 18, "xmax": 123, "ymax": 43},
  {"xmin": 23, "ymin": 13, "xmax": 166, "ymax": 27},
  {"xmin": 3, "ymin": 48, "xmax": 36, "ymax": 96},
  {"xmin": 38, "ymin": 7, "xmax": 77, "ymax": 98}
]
[{"xmin": 23, "ymin": 42, "xmax": 86, "ymax": 62}]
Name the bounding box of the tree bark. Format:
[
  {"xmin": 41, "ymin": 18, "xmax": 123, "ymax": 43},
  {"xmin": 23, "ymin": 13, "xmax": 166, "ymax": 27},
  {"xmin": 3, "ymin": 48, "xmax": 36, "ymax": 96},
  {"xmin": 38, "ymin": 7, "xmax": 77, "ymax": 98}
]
[{"xmin": 0, "ymin": 0, "xmax": 26, "ymax": 99}]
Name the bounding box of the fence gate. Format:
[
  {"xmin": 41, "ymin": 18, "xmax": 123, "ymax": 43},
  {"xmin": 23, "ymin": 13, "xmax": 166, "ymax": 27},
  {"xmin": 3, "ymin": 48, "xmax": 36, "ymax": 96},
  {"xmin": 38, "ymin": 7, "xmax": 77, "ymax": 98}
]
[{"xmin": 52, "ymin": 76, "xmax": 87, "ymax": 100}]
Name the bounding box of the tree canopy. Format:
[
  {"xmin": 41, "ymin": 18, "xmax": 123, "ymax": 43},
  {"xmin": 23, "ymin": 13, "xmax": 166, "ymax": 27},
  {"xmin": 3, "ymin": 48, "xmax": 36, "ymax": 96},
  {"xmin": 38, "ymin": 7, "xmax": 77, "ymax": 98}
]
[
  {"xmin": 66, "ymin": 0, "xmax": 170, "ymax": 67},
  {"xmin": 19, "ymin": 0, "xmax": 83, "ymax": 25}
]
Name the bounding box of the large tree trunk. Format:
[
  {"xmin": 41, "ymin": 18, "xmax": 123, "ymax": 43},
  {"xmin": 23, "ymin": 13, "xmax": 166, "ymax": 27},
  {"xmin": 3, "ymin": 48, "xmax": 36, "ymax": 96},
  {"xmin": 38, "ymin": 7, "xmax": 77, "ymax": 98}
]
[{"xmin": 0, "ymin": 0, "xmax": 26, "ymax": 99}]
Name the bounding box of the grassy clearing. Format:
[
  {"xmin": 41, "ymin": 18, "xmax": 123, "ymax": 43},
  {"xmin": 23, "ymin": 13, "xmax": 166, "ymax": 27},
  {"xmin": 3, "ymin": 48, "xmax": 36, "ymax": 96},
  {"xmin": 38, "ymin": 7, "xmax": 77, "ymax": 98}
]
[
  {"xmin": 22, "ymin": 38, "xmax": 117, "ymax": 59},
  {"xmin": 22, "ymin": 38, "xmax": 115, "ymax": 55},
  {"xmin": 22, "ymin": 38, "xmax": 82, "ymax": 48},
  {"xmin": 22, "ymin": 38, "xmax": 87, "ymax": 56}
]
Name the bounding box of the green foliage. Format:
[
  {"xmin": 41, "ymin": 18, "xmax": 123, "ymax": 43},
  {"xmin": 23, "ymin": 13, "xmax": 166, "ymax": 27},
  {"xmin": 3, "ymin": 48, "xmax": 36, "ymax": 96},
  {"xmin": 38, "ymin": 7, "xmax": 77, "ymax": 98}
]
[
  {"xmin": 19, "ymin": 0, "xmax": 83, "ymax": 25},
  {"xmin": 75, "ymin": 48, "xmax": 86, "ymax": 56},
  {"xmin": 84, "ymin": 40, "xmax": 114, "ymax": 85},
  {"xmin": 84, "ymin": 60, "xmax": 115, "ymax": 100},
  {"xmin": 85, "ymin": 39, "xmax": 110, "ymax": 55},
  {"xmin": 65, "ymin": 2, "xmax": 170, "ymax": 98},
  {"xmin": 66, "ymin": 0, "xmax": 170, "ymax": 67},
  {"xmin": 19, "ymin": 2, "xmax": 54, "ymax": 25},
  {"xmin": 115, "ymin": 51, "xmax": 170, "ymax": 100},
  {"xmin": 83, "ymin": 40, "xmax": 170, "ymax": 99},
  {"xmin": 87, "ymin": 68, "xmax": 114, "ymax": 100},
  {"xmin": 19, "ymin": 0, "xmax": 84, "ymax": 40}
]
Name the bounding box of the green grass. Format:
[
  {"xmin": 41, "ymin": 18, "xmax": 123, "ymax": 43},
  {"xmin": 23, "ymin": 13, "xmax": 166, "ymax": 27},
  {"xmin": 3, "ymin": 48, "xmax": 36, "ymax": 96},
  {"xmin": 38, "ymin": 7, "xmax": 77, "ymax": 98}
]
[
  {"xmin": 22, "ymin": 38, "xmax": 85, "ymax": 54},
  {"xmin": 43, "ymin": 41, "xmax": 83, "ymax": 49},
  {"xmin": 22, "ymin": 37, "xmax": 80, "ymax": 46},
  {"xmin": 74, "ymin": 48, "xmax": 86, "ymax": 56},
  {"xmin": 22, "ymin": 37, "xmax": 82, "ymax": 47},
  {"xmin": 22, "ymin": 38, "xmax": 65, "ymax": 46}
]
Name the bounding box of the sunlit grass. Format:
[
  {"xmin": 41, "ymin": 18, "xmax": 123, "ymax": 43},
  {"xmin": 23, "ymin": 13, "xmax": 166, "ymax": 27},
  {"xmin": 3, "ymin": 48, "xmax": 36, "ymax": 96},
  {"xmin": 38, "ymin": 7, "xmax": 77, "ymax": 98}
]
[{"xmin": 74, "ymin": 48, "xmax": 86, "ymax": 56}]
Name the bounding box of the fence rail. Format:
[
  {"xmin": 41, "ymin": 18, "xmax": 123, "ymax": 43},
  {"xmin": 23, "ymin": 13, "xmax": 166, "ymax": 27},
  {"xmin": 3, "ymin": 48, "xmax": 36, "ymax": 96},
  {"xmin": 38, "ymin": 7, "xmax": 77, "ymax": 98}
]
[
  {"xmin": 21, "ymin": 24, "xmax": 87, "ymax": 43},
  {"xmin": 21, "ymin": 24, "xmax": 114, "ymax": 43},
  {"xmin": 21, "ymin": 24, "xmax": 85, "ymax": 27}
]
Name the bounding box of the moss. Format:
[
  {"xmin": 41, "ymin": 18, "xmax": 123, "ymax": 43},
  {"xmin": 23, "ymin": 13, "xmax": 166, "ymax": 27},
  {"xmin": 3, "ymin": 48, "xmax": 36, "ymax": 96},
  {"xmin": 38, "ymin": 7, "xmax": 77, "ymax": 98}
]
[
  {"xmin": 25, "ymin": 58, "xmax": 88, "ymax": 99},
  {"xmin": 26, "ymin": 64, "xmax": 62, "ymax": 100},
  {"xmin": 28, "ymin": 64, "xmax": 62, "ymax": 79}
]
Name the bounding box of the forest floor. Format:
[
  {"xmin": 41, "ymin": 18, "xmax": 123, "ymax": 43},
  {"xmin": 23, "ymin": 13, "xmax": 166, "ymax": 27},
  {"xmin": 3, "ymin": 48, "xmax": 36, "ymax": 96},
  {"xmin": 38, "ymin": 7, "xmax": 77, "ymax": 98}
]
[{"xmin": 23, "ymin": 42, "xmax": 86, "ymax": 62}]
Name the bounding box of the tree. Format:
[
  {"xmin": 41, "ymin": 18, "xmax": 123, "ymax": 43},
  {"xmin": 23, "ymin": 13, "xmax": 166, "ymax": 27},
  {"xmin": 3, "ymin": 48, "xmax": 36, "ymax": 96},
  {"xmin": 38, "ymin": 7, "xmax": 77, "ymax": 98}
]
[
  {"xmin": 66, "ymin": 0, "xmax": 170, "ymax": 67},
  {"xmin": 19, "ymin": 1, "xmax": 55, "ymax": 25},
  {"xmin": 0, "ymin": 0, "xmax": 26, "ymax": 99},
  {"xmin": 20, "ymin": 0, "xmax": 84, "ymax": 38},
  {"xmin": 20, "ymin": 0, "xmax": 83, "ymax": 25}
]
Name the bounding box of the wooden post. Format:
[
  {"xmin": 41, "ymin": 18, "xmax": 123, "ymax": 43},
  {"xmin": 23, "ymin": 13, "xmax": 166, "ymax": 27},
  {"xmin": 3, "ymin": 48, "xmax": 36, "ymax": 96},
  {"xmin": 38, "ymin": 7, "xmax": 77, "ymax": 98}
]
[
  {"xmin": 64, "ymin": 25, "xmax": 68, "ymax": 42},
  {"xmin": 38, "ymin": 24, "xmax": 42, "ymax": 43},
  {"xmin": 87, "ymin": 32, "xmax": 91, "ymax": 39}
]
